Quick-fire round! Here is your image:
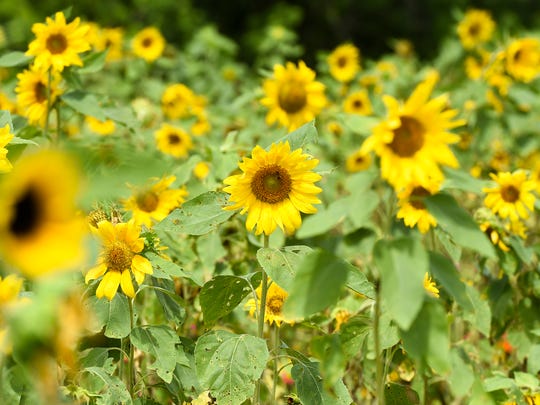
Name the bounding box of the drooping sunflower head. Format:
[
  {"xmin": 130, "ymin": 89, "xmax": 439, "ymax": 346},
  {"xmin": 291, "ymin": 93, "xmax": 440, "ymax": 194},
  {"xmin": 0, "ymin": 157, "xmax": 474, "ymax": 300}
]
[
  {"xmin": 0, "ymin": 150, "xmax": 87, "ymax": 278},
  {"xmin": 396, "ymin": 178, "xmax": 440, "ymax": 234},
  {"xmin": 346, "ymin": 149, "xmax": 372, "ymax": 173},
  {"xmin": 327, "ymin": 43, "xmax": 361, "ymax": 82},
  {"xmin": 131, "ymin": 26, "xmax": 165, "ymax": 63},
  {"xmin": 245, "ymin": 279, "xmax": 293, "ymax": 327},
  {"xmin": 261, "ymin": 61, "xmax": 327, "ymax": 131},
  {"xmin": 505, "ymin": 38, "xmax": 540, "ymax": 83},
  {"xmin": 154, "ymin": 123, "xmax": 193, "ymax": 158},
  {"xmin": 343, "ymin": 89, "xmax": 373, "ymax": 115},
  {"xmin": 457, "ymin": 9, "xmax": 495, "ymax": 50},
  {"xmin": 26, "ymin": 11, "xmax": 90, "ymax": 72},
  {"xmin": 224, "ymin": 141, "xmax": 322, "ymax": 236}
]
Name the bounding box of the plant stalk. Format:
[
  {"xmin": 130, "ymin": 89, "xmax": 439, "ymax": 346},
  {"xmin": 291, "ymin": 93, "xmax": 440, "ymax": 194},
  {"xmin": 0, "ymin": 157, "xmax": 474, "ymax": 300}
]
[{"xmin": 374, "ymin": 280, "xmax": 385, "ymax": 405}]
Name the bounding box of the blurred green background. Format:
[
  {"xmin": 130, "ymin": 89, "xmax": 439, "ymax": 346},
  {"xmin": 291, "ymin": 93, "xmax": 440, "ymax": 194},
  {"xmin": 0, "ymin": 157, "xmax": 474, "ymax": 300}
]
[{"xmin": 2, "ymin": 0, "xmax": 540, "ymax": 64}]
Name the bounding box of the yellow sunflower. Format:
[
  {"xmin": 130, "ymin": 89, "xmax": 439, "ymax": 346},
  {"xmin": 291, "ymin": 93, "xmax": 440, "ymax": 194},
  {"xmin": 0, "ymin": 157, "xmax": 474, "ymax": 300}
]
[
  {"xmin": 480, "ymin": 221, "xmax": 510, "ymax": 252},
  {"xmin": 327, "ymin": 43, "xmax": 361, "ymax": 82},
  {"xmin": 346, "ymin": 149, "xmax": 372, "ymax": 173},
  {"xmin": 0, "ymin": 150, "xmax": 86, "ymax": 278},
  {"xmin": 505, "ymin": 38, "xmax": 540, "ymax": 83},
  {"xmin": 0, "ymin": 274, "xmax": 25, "ymax": 354},
  {"xmin": 456, "ymin": 9, "xmax": 495, "ymax": 50},
  {"xmin": 161, "ymin": 83, "xmax": 196, "ymax": 119},
  {"xmin": 423, "ymin": 273, "xmax": 439, "ymax": 298},
  {"xmin": 26, "ymin": 11, "xmax": 90, "ymax": 72},
  {"xmin": 193, "ymin": 161, "xmax": 210, "ymax": 180},
  {"xmin": 359, "ymin": 71, "xmax": 464, "ymax": 190},
  {"xmin": 191, "ymin": 109, "xmax": 211, "ymax": 136},
  {"xmin": 0, "ymin": 124, "xmax": 13, "ymax": 173},
  {"xmin": 244, "ymin": 279, "xmax": 293, "ymax": 327},
  {"xmin": 223, "ymin": 141, "xmax": 322, "ymax": 236},
  {"xmin": 260, "ymin": 61, "xmax": 327, "ymax": 132},
  {"xmin": 396, "ymin": 179, "xmax": 439, "ymax": 234},
  {"xmin": 0, "ymin": 92, "xmax": 16, "ymax": 113},
  {"xmin": 343, "ymin": 89, "xmax": 373, "ymax": 115},
  {"xmin": 85, "ymin": 220, "xmax": 153, "ymax": 300},
  {"xmin": 155, "ymin": 123, "xmax": 193, "ymax": 158},
  {"xmin": 131, "ymin": 27, "xmax": 165, "ymax": 63},
  {"xmin": 483, "ymin": 170, "xmax": 536, "ymax": 221},
  {"xmin": 122, "ymin": 175, "xmax": 188, "ymax": 227},
  {"xmin": 85, "ymin": 115, "xmax": 116, "ymax": 136},
  {"xmin": 95, "ymin": 27, "xmax": 124, "ymax": 62}
]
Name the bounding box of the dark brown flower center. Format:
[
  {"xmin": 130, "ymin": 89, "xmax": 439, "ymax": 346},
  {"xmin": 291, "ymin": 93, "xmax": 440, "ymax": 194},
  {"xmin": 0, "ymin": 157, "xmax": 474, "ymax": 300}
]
[
  {"xmin": 34, "ymin": 82, "xmax": 48, "ymax": 103},
  {"xmin": 336, "ymin": 56, "xmax": 348, "ymax": 68},
  {"xmin": 267, "ymin": 294, "xmax": 284, "ymax": 315},
  {"xmin": 9, "ymin": 186, "xmax": 42, "ymax": 238},
  {"xmin": 168, "ymin": 133, "xmax": 181, "ymax": 145},
  {"xmin": 501, "ymin": 185, "xmax": 520, "ymax": 203},
  {"xmin": 105, "ymin": 242, "xmax": 133, "ymax": 272},
  {"xmin": 355, "ymin": 156, "xmax": 365, "ymax": 164},
  {"xmin": 142, "ymin": 37, "xmax": 153, "ymax": 48},
  {"xmin": 468, "ymin": 23, "xmax": 480, "ymax": 37},
  {"xmin": 389, "ymin": 116, "xmax": 425, "ymax": 157},
  {"xmin": 46, "ymin": 34, "xmax": 68, "ymax": 54},
  {"xmin": 352, "ymin": 98, "xmax": 363, "ymax": 109},
  {"xmin": 251, "ymin": 164, "xmax": 292, "ymax": 204},
  {"xmin": 278, "ymin": 82, "xmax": 307, "ymax": 114},
  {"xmin": 136, "ymin": 191, "xmax": 159, "ymax": 212},
  {"xmin": 409, "ymin": 186, "xmax": 431, "ymax": 210}
]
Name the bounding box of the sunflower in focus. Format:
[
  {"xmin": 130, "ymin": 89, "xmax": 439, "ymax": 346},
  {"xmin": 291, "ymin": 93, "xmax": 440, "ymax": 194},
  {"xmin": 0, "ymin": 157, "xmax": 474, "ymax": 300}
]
[
  {"xmin": 85, "ymin": 115, "xmax": 116, "ymax": 135},
  {"xmin": 360, "ymin": 71, "xmax": 464, "ymax": 190},
  {"xmin": 15, "ymin": 66, "xmax": 63, "ymax": 126},
  {"xmin": 261, "ymin": 61, "xmax": 327, "ymax": 131},
  {"xmin": 327, "ymin": 43, "xmax": 360, "ymax": 83},
  {"xmin": 505, "ymin": 38, "xmax": 540, "ymax": 83},
  {"xmin": 396, "ymin": 179, "xmax": 439, "ymax": 234},
  {"xmin": 122, "ymin": 175, "xmax": 188, "ymax": 227},
  {"xmin": 456, "ymin": 9, "xmax": 495, "ymax": 50},
  {"xmin": 131, "ymin": 27, "xmax": 165, "ymax": 62},
  {"xmin": 0, "ymin": 124, "xmax": 13, "ymax": 173},
  {"xmin": 483, "ymin": 170, "xmax": 536, "ymax": 221},
  {"xmin": 26, "ymin": 11, "xmax": 90, "ymax": 72},
  {"xmin": 223, "ymin": 141, "xmax": 322, "ymax": 236},
  {"xmin": 245, "ymin": 279, "xmax": 293, "ymax": 327},
  {"xmin": 343, "ymin": 89, "xmax": 372, "ymax": 115},
  {"xmin": 85, "ymin": 220, "xmax": 153, "ymax": 300},
  {"xmin": 0, "ymin": 150, "xmax": 86, "ymax": 278},
  {"xmin": 155, "ymin": 123, "xmax": 193, "ymax": 158},
  {"xmin": 346, "ymin": 149, "xmax": 372, "ymax": 173}
]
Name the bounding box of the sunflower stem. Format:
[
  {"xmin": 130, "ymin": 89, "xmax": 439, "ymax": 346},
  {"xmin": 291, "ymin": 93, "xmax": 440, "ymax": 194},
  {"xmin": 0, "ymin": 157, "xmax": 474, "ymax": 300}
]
[
  {"xmin": 374, "ymin": 279, "xmax": 385, "ymax": 405},
  {"xmin": 44, "ymin": 68, "xmax": 52, "ymax": 141},
  {"xmin": 55, "ymin": 101, "xmax": 61, "ymax": 144},
  {"xmin": 271, "ymin": 323, "xmax": 280, "ymax": 405},
  {"xmin": 127, "ymin": 297, "xmax": 135, "ymax": 398}
]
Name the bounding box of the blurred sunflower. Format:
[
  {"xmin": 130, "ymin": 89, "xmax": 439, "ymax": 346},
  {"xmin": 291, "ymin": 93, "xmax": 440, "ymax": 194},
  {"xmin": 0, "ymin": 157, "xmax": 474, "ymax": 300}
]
[
  {"xmin": 423, "ymin": 273, "xmax": 439, "ymax": 298},
  {"xmin": 396, "ymin": 178, "xmax": 440, "ymax": 234},
  {"xmin": 327, "ymin": 43, "xmax": 360, "ymax": 82},
  {"xmin": 122, "ymin": 175, "xmax": 188, "ymax": 227},
  {"xmin": 0, "ymin": 124, "xmax": 13, "ymax": 173},
  {"xmin": 190, "ymin": 109, "xmax": 211, "ymax": 136},
  {"xmin": 15, "ymin": 66, "xmax": 63, "ymax": 126},
  {"xmin": 161, "ymin": 83, "xmax": 196, "ymax": 119},
  {"xmin": 480, "ymin": 221, "xmax": 510, "ymax": 252},
  {"xmin": 223, "ymin": 141, "xmax": 321, "ymax": 236},
  {"xmin": 26, "ymin": 11, "xmax": 90, "ymax": 72},
  {"xmin": 483, "ymin": 170, "xmax": 536, "ymax": 221},
  {"xmin": 85, "ymin": 220, "xmax": 153, "ymax": 300},
  {"xmin": 343, "ymin": 89, "xmax": 372, "ymax": 115},
  {"xmin": 193, "ymin": 161, "xmax": 210, "ymax": 180},
  {"xmin": 0, "ymin": 150, "xmax": 86, "ymax": 278},
  {"xmin": 261, "ymin": 61, "xmax": 327, "ymax": 131},
  {"xmin": 505, "ymin": 38, "xmax": 540, "ymax": 83},
  {"xmin": 95, "ymin": 27, "xmax": 124, "ymax": 62},
  {"xmin": 0, "ymin": 92, "xmax": 16, "ymax": 113},
  {"xmin": 131, "ymin": 26, "xmax": 165, "ymax": 62},
  {"xmin": 456, "ymin": 9, "xmax": 495, "ymax": 50},
  {"xmin": 245, "ymin": 279, "xmax": 293, "ymax": 327},
  {"xmin": 346, "ymin": 149, "xmax": 372, "ymax": 173},
  {"xmin": 85, "ymin": 115, "xmax": 116, "ymax": 135},
  {"xmin": 360, "ymin": 71, "xmax": 464, "ymax": 190},
  {"xmin": 155, "ymin": 123, "xmax": 193, "ymax": 158},
  {"xmin": 0, "ymin": 274, "xmax": 25, "ymax": 354}
]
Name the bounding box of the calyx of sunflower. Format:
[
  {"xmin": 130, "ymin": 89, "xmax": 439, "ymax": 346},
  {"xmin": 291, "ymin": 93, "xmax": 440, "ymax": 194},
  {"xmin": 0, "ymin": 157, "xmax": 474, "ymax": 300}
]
[
  {"xmin": 389, "ymin": 116, "xmax": 425, "ymax": 157},
  {"xmin": 251, "ymin": 164, "xmax": 292, "ymax": 204}
]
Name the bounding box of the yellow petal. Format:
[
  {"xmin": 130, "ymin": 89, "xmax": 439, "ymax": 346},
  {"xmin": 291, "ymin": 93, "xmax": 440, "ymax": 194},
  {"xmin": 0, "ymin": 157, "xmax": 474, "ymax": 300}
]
[
  {"xmin": 96, "ymin": 271, "xmax": 121, "ymax": 301},
  {"xmin": 132, "ymin": 255, "xmax": 153, "ymax": 275},
  {"xmin": 85, "ymin": 262, "xmax": 107, "ymax": 284},
  {"xmin": 120, "ymin": 270, "xmax": 135, "ymax": 298}
]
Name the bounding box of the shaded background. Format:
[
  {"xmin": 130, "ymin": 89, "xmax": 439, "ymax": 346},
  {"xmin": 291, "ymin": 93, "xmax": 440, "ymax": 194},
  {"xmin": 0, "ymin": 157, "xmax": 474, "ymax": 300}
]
[{"xmin": 2, "ymin": 0, "xmax": 540, "ymax": 64}]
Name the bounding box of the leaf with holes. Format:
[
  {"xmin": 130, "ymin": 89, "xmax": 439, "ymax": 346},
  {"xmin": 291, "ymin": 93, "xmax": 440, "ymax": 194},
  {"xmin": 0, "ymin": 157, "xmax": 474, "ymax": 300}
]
[
  {"xmin": 194, "ymin": 330, "xmax": 269, "ymax": 405},
  {"xmin": 256, "ymin": 245, "xmax": 312, "ymax": 291},
  {"xmin": 287, "ymin": 347, "xmax": 324, "ymax": 405},
  {"xmin": 199, "ymin": 275, "xmax": 252, "ymax": 326},
  {"xmin": 83, "ymin": 366, "xmax": 132, "ymax": 405}
]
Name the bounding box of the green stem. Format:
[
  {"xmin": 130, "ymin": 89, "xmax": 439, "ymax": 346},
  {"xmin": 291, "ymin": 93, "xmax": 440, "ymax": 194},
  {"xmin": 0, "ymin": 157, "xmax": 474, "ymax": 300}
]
[
  {"xmin": 128, "ymin": 298, "xmax": 135, "ymax": 398},
  {"xmin": 423, "ymin": 369, "xmax": 429, "ymax": 405},
  {"xmin": 374, "ymin": 280, "xmax": 385, "ymax": 405},
  {"xmin": 55, "ymin": 101, "xmax": 61, "ymax": 144},
  {"xmin": 44, "ymin": 68, "xmax": 51, "ymax": 140},
  {"xmin": 271, "ymin": 323, "xmax": 280, "ymax": 405}
]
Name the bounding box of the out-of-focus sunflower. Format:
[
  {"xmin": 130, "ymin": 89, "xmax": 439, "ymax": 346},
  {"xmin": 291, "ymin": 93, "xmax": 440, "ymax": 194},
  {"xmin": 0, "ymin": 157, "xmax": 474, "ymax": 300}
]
[
  {"xmin": 343, "ymin": 89, "xmax": 373, "ymax": 115},
  {"xmin": 456, "ymin": 9, "xmax": 495, "ymax": 50},
  {"xmin": 245, "ymin": 279, "xmax": 293, "ymax": 327},
  {"xmin": 131, "ymin": 26, "xmax": 165, "ymax": 62},
  {"xmin": 396, "ymin": 179, "xmax": 440, "ymax": 234},
  {"xmin": 327, "ymin": 43, "xmax": 361, "ymax": 83},
  {"xmin": 0, "ymin": 124, "xmax": 13, "ymax": 173},
  {"xmin": 346, "ymin": 149, "xmax": 372, "ymax": 173},
  {"xmin": 154, "ymin": 123, "xmax": 193, "ymax": 158},
  {"xmin": 95, "ymin": 27, "xmax": 124, "ymax": 62},
  {"xmin": 161, "ymin": 83, "xmax": 196, "ymax": 119},
  {"xmin": 85, "ymin": 115, "xmax": 116, "ymax": 136},
  {"xmin": 505, "ymin": 38, "xmax": 540, "ymax": 83}
]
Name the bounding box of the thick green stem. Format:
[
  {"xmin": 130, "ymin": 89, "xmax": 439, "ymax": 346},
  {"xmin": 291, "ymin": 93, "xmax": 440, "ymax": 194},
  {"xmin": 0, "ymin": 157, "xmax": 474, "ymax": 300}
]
[
  {"xmin": 128, "ymin": 298, "xmax": 135, "ymax": 398},
  {"xmin": 271, "ymin": 323, "xmax": 280, "ymax": 405},
  {"xmin": 374, "ymin": 280, "xmax": 385, "ymax": 405},
  {"xmin": 44, "ymin": 68, "xmax": 52, "ymax": 140}
]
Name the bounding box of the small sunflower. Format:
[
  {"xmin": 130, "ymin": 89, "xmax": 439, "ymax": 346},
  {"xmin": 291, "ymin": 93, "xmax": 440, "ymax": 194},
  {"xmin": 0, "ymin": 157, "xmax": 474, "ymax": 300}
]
[
  {"xmin": 190, "ymin": 109, "xmax": 211, "ymax": 136},
  {"xmin": 155, "ymin": 123, "xmax": 193, "ymax": 158},
  {"xmin": 26, "ymin": 11, "xmax": 90, "ymax": 72},
  {"xmin": 480, "ymin": 221, "xmax": 510, "ymax": 252},
  {"xmin": 85, "ymin": 220, "xmax": 153, "ymax": 300},
  {"xmin": 0, "ymin": 150, "xmax": 86, "ymax": 278},
  {"xmin": 161, "ymin": 83, "xmax": 196, "ymax": 119},
  {"xmin": 360, "ymin": 71, "xmax": 465, "ymax": 190},
  {"xmin": 95, "ymin": 27, "xmax": 124, "ymax": 62},
  {"xmin": 396, "ymin": 179, "xmax": 439, "ymax": 234},
  {"xmin": 505, "ymin": 38, "xmax": 540, "ymax": 83},
  {"xmin": 327, "ymin": 43, "xmax": 361, "ymax": 82},
  {"xmin": 131, "ymin": 27, "xmax": 165, "ymax": 63},
  {"xmin": 223, "ymin": 141, "xmax": 322, "ymax": 236},
  {"xmin": 0, "ymin": 124, "xmax": 13, "ymax": 173},
  {"xmin": 483, "ymin": 170, "xmax": 536, "ymax": 221},
  {"xmin": 122, "ymin": 175, "xmax": 188, "ymax": 228},
  {"xmin": 423, "ymin": 273, "xmax": 439, "ymax": 298},
  {"xmin": 15, "ymin": 66, "xmax": 63, "ymax": 126},
  {"xmin": 193, "ymin": 161, "xmax": 210, "ymax": 180},
  {"xmin": 244, "ymin": 279, "xmax": 293, "ymax": 327},
  {"xmin": 0, "ymin": 92, "xmax": 16, "ymax": 113},
  {"xmin": 0, "ymin": 274, "xmax": 25, "ymax": 354},
  {"xmin": 346, "ymin": 149, "xmax": 372, "ymax": 173},
  {"xmin": 85, "ymin": 115, "xmax": 116, "ymax": 136},
  {"xmin": 260, "ymin": 61, "xmax": 327, "ymax": 131},
  {"xmin": 343, "ymin": 89, "xmax": 373, "ymax": 115},
  {"xmin": 456, "ymin": 9, "xmax": 495, "ymax": 50}
]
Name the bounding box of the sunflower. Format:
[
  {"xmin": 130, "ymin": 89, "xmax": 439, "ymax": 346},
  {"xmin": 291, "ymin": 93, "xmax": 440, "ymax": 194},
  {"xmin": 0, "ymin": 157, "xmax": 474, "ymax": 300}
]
[
  {"xmin": 244, "ymin": 279, "xmax": 293, "ymax": 327},
  {"xmin": 327, "ymin": 43, "xmax": 361, "ymax": 82},
  {"xmin": 193, "ymin": 161, "xmax": 210, "ymax": 180},
  {"xmin": 0, "ymin": 124, "xmax": 13, "ymax": 173},
  {"xmin": 161, "ymin": 83, "xmax": 196, "ymax": 119},
  {"xmin": 122, "ymin": 175, "xmax": 188, "ymax": 227},
  {"xmin": 190, "ymin": 109, "xmax": 211, "ymax": 136},
  {"xmin": 423, "ymin": 273, "xmax": 439, "ymax": 298},
  {"xmin": 359, "ymin": 71, "xmax": 464, "ymax": 190},
  {"xmin": 479, "ymin": 221, "xmax": 510, "ymax": 252},
  {"xmin": 0, "ymin": 150, "xmax": 86, "ymax": 278},
  {"xmin": 131, "ymin": 27, "xmax": 165, "ymax": 63},
  {"xmin": 260, "ymin": 61, "xmax": 327, "ymax": 131},
  {"xmin": 223, "ymin": 141, "xmax": 322, "ymax": 236},
  {"xmin": 85, "ymin": 220, "xmax": 153, "ymax": 300},
  {"xmin": 15, "ymin": 66, "xmax": 63, "ymax": 126},
  {"xmin": 395, "ymin": 179, "xmax": 439, "ymax": 234},
  {"xmin": 483, "ymin": 170, "xmax": 536, "ymax": 221},
  {"xmin": 505, "ymin": 38, "xmax": 540, "ymax": 83},
  {"xmin": 346, "ymin": 149, "xmax": 372, "ymax": 173},
  {"xmin": 95, "ymin": 27, "xmax": 124, "ymax": 62},
  {"xmin": 0, "ymin": 274, "xmax": 25, "ymax": 354},
  {"xmin": 85, "ymin": 115, "xmax": 116, "ymax": 135},
  {"xmin": 26, "ymin": 11, "xmax": 90, "ymax": 72},
  {"xmin": 155, "ymin": 123, "xmax": 193, "ymax": 158},
  {"xmin": 343, "ymin": 89, "xmax": 373, "ymax": 115},
  {"xmin": 0, "ymin": 92, "xmax": 16, "ymax": 113},
  {"xmin": 456, "ymin": 9, "xmax": 495, "ymax": 50}
]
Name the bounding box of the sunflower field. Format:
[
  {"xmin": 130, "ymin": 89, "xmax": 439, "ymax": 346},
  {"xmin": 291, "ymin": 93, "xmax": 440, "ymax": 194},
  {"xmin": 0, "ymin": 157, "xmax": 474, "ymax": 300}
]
[{"xmin": 1, "ymin": 4, "xmax": 540, "ymax": 405}]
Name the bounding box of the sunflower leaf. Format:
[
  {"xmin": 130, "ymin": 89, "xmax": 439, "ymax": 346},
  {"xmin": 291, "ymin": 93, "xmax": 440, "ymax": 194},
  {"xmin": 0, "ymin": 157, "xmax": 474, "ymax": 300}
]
[
  {"xmin": 256, "ymin": 245, "xmax": 313, "ymax": 291},
  {"xmin": 273, "ymin": 120, "xmax": 318, "ymax": 151},
  {"xmin": 61, "ymin": 90, "xmax": 107, "ymax": 120},
  {"xmin": 0, "ymin": 51, "xmax": 32, "ymax": 67},
  {"xmin": 104, "ymin": 294, "xmax": 131, "ymax": 339}
]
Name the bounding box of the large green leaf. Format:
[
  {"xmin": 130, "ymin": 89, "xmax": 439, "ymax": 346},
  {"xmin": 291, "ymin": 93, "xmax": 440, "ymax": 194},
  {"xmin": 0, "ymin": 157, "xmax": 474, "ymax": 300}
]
[
  {"xmin": 448, "ymin": 348, "xmax": 474, "ymax": 398},
  {"xmin": 0, "ymin": 51, "xmax": 32, "ymax": 67},
  {"xmin": 194, "ymin": 330, "xmax": 269, "ymax": 405},
  {"xmin": 296, "ymin": 199, "xmax": 349, "ymax": 239},
  {"xmin": 385, "ymin": 383, "xmax": 420, "ymax": 405},
  {"xmin": 274, "ymin": 120, "xmax": 318, "ymax": 151},
  {"xmin": 87, "ymin": 294, "xmax": 131, "ymax": 339},
  {"xmin": 83, "ymin": 366, "xmax": 132, "ymax": 405},
  {"xmin": 256, "ymin": 245, "xmax": 313, "ymax": 291},
  {"xmin": 152, "ymin": 278, "xmax": 186, "ymax": 325},
  {"xmin": 429, "ymin": 252, "xmax": 473, "ymax": 311},
  {"xmin": 287, "ymin": 347, "xmax": 324, "ymax": 405},
  {"xmin": 61, "ymin": 90, "xmax": 107, "ymax": 120}
]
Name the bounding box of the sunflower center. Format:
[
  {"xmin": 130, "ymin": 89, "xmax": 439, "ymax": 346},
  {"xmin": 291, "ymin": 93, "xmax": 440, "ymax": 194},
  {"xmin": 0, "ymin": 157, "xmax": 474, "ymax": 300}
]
[
  {"xmin": 142, "ymin": 37, "xmax": 153, "ymax": 48},
  {"xmin": 251, "ymin": 164, "xmax": 292, "ymax": 204},
  {"xmin": 46, "ymin": 34, "xmax": 68, "ymax": 54},
  {"xmin": 501, "ymin": 185, "xmax": 520, "ymax": 203},
  {"xmin": 355, "ymin": 156, "xmax": 365, "ymax": 164},
  {"xmin": 9, "ymin": 187, "xmax": 42, "ymax": 238},
  {"xmin": 278, "ymin": 82, "xmax": 307, "ymax": 114},
  {"xmin": 105, "ymin": 242, "xmax": 133, "ymax": 272},
  {"xmin": 267, "ymin": 295, "xmax": 284, "ymax": 315},
  {"xmin": 34, "ymin": 82, "xmax": 48, "ymax": 103},
  {"xmin": 514, "ymin": 49, "xmax": 523, "ymax": 62},
  {"xmin": 409, "ymin": 186, "xmax": 431, "ymax": 209},
  {"xmin": 468, "ymin": 23, "xmax": 480, "ymax": 37},
  {"xmin": 353, "ymin": 99, "xmax": 363, "ymax": 109},
  {"xmin": 389, "ymin": 116, "xmax": 425, "ymax": 157},
  {"xmin": 168, "ymin": 133, "xmax": 181, "ymax": 145},
  {"xmin": 336, "ymin": 56, "xmax": 348, "ymax": 68},
  {"xmin": 136, "ymin": 191, "xmax": 159, "ymax": 212}
]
